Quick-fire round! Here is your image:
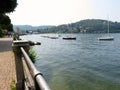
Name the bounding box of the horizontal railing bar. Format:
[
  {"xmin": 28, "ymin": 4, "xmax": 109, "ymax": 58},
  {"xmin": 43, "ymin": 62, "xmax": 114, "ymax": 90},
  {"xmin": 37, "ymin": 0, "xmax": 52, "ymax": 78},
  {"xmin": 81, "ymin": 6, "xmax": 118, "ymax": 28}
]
[{"xmin": 21, "ymin": 47, "xmax": 51, "ymax": 90}]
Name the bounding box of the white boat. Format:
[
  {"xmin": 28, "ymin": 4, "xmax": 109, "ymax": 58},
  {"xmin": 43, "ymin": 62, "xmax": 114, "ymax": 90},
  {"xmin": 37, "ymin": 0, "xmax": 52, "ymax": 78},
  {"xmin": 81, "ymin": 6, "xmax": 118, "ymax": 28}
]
[
  {"xmin": 98, "ymin": 36, "xmax": 114, "ymax": 40},
  {"xmin": 98, "ymin": 16, "xmax": 114, "ymax": 41}
]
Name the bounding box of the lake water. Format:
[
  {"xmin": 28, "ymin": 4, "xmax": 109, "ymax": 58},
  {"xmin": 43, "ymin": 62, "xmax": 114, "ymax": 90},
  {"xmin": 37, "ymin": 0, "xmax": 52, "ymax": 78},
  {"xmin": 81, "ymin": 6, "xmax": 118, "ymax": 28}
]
[{"xmin": 21, "ymin": 33, "xmax": 120, "ymax": 90}]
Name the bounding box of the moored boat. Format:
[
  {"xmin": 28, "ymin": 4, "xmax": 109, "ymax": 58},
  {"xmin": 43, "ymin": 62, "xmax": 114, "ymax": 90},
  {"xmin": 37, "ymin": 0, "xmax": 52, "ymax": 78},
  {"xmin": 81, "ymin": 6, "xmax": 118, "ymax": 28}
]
[
  {"xmin": 98, "ymin": 36, "xmax": 114, "ymax": 41},
  {"xmin": 98, "ymin": 16, "xmax": 114, "ymax": 41},
  {"xmin": 63, "ymin": 36, "xmax": 76, "ymax": 40}
]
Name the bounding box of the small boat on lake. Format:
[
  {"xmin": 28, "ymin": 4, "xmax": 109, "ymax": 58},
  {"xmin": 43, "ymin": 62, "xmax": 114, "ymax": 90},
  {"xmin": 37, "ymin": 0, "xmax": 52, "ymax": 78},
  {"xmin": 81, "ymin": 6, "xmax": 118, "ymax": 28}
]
[
  {"xmin": 98, "ymin": 36, "xmax": 114, "ymax": 41},
  {"xmin": 63, "ymin": 36, "xmax": 76, "ymax": 40}
]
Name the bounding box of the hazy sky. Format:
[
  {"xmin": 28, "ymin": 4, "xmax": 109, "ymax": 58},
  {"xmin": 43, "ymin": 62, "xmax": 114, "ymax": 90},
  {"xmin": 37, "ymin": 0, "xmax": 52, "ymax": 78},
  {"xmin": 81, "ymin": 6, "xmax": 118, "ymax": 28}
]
[{"xmin": 8, "ymin": 0, "xmax": 120, "ymax": 26}]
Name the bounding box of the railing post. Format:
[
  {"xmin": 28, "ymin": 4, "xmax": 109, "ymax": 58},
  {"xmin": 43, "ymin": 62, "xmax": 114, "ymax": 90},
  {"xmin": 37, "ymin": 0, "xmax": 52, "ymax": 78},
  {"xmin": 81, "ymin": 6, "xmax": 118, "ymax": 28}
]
[{"xmin": 12, "ymin": 40, "xmax": 30, "ymax": 90}]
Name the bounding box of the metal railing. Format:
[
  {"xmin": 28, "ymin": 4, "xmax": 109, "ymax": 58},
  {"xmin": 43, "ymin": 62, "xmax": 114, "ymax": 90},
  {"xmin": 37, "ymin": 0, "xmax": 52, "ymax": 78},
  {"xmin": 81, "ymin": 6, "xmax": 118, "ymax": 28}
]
[
  {"xmin": 21, "ymin": 47, "xmax": 51, "ymax": 90},
  {"xmin": 12, "ymin": 38, "xmax": 51, "ymax": 90}
]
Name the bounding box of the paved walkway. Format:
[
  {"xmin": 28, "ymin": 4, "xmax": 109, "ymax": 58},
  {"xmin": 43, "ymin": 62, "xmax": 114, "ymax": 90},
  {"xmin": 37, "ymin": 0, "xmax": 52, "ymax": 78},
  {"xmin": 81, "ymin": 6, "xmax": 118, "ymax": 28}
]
[{"xmin": 0, "ymin": 38, "xmax": 16, "ymax": 90}]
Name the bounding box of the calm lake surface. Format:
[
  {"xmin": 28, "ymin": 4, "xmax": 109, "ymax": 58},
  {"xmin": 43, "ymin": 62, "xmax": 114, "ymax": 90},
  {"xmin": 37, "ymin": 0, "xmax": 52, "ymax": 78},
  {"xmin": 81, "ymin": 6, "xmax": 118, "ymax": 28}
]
[{"xmin": 21, "ymin": 33, "xmax": 120, "ymax": 90}]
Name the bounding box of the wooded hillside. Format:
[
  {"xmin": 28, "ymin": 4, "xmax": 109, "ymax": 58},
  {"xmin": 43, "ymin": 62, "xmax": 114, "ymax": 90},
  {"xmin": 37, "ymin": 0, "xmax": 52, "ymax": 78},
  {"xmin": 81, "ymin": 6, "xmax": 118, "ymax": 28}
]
[{"xmin": 48, "ymin": 19, "xmax": 120, "ymax": 33}]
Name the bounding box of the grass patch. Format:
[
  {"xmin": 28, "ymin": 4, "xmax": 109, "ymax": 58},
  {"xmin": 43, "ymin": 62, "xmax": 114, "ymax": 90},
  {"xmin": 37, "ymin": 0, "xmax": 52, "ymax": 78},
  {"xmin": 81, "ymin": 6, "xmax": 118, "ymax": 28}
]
[{"xmin": 10, "ymin": 80, "xmax": 16, "ymax": 90}]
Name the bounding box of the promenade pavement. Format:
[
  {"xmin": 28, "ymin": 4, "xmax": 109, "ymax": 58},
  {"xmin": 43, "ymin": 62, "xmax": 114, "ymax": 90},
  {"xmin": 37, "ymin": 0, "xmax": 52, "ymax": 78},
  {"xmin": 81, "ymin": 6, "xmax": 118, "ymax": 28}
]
[{"xmin": 0, "ymin": 38, "xmax": 16, "ymax": 90}]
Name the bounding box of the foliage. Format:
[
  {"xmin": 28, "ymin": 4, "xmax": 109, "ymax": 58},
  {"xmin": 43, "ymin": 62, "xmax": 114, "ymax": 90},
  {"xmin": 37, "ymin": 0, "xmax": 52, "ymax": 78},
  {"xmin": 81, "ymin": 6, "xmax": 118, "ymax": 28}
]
[
  {"xmin": 29, "ymin": 47, "xmax": 37, "ymax": 63},
  {"xmin": 0, "ymin": 27, "xmax": 3, "ymax": 37},
  {"xmin": 0, "ymin": 14, "xmax": 11, "ymax": 24},
  {"xmin": 0, "ymin": 0, "xmax": 17, "ymax": 36},
  {"xmin": 0, "ymin": 14, "xmax": 14, "ymax": 36},
  {"xmin": 0, "ymin": 14, "xmax": 13, "ymax": 31},
  {"xmin": 0, "ymin": 0, "xmax": 17, "ymax": 13},
  {"xmin": 10, "ymin": 80, "xmax": 16, "ymax": 90}
]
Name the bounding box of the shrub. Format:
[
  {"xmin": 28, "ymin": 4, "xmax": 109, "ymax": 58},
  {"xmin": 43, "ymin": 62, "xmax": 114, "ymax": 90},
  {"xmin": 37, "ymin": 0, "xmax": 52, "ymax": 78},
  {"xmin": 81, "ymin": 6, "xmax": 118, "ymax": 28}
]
[{"xmin": 29, "ymin": 47, "xmax": 37, "ymax": 63}]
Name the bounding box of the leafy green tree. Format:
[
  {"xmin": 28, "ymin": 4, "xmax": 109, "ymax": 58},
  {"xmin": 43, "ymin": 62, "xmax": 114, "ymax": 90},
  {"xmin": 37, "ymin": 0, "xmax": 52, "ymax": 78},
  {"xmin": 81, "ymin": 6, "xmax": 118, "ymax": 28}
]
[
  {"xmin": 7, "ymin": 24, "xmax": 13, "ymax": 31},
  {"xmin": 0, "ymin": 0, "xmax": 17, "ymax": 13},
  {"xmin": 0, "ymin": 14, "xmax": 11, "ymax": 25},
  {"xmin": 0, "ymin": 0, "xmax": 17, "ymax": 37},
  {"xmin": 0, "ymin": 14, "xmax": 13, "ymax": 32}
]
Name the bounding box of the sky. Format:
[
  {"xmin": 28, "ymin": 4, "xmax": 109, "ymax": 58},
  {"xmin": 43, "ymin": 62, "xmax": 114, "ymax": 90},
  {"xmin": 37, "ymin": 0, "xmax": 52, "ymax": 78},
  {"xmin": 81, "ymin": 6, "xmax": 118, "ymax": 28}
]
[{"xmin": 8, "ymin": 0, "xmax": 120, "ymax": 26}]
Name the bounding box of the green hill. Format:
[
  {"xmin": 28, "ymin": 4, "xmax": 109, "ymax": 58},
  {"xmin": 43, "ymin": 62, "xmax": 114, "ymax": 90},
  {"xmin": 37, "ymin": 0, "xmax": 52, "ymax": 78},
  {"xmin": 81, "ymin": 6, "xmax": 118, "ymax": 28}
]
[{"xmin": 48, "ymin": 19, "xmax": 120, "ymax": 33}]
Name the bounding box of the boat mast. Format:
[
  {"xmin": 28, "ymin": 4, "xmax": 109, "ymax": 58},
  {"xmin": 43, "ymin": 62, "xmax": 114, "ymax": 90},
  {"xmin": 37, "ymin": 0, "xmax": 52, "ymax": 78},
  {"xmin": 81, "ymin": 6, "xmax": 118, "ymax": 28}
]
[{"xmin": 107, "ymin": 15, "xmax": 109, "ymax": 35}]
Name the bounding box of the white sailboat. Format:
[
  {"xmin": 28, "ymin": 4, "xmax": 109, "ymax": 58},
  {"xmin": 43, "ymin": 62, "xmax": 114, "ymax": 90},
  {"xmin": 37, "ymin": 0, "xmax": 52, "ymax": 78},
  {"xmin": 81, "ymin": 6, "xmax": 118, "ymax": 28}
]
[{"xmin": 98, "ymin": 17, "xmax": 114, "ymax": 41}]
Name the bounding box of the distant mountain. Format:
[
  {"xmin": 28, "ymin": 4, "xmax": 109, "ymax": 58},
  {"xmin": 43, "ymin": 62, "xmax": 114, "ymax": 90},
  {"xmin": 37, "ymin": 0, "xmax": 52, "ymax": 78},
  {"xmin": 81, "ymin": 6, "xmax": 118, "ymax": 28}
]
[
  {"xmin": 13, "ymin": 25, "xmax": 54, "ymax": 30},
  {"xmin": 48, "ymin": 19, "xmax": 120, "ymax": 33}
]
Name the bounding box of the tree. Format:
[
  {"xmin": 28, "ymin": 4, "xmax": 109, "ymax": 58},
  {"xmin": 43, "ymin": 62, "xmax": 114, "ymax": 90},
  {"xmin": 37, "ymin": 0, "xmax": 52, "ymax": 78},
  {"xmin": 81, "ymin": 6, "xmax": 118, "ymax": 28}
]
[
  {"xmin": 0, "ymin": 14, "xmax": 11, "ymax": 25},
  {"xmin": 0, "ymin": 0, "xmax": 17, "ymax": 37},
  {"xmin": 0, "ymin": 0, "xmax": 17, "ymax": 13},
  {"xmin": 0, "ymin": 27, "xmax": 3, "ymax": 37},
  {"xmin": 0, "ymin": 14, "xmax": 13, "ymax": 31}
]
